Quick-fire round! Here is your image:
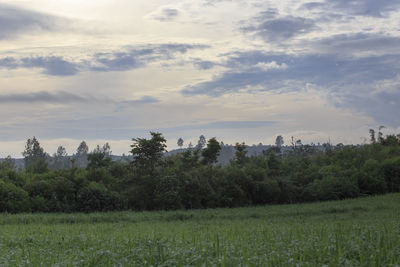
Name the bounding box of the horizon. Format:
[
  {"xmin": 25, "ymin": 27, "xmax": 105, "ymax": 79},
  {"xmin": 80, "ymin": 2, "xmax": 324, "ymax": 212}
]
[
  {"xmin": 0, "ymin": 130, "xmax": 390, "ymax": 159},
  {"xmin": 1, "ymin": 0, "xmax": 399, "ymax": 158}
]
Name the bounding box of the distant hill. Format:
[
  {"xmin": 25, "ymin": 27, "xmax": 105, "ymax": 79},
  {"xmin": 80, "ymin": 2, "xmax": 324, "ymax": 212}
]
[{"xmin": 1, "ymin": 144, "xmax": 329, "ymax": 170}]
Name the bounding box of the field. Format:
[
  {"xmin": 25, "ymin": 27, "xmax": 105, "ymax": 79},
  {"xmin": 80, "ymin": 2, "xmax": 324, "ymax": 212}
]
[{"xmin": 0, "ymin": 194, "xmax": 399, "ymax": 266}]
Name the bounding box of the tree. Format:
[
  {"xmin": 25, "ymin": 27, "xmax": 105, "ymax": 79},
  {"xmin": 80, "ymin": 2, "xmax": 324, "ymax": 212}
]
[
  {"xmin": 177, "ymin": 138, "xmax": 184, "ymax": 148},
  {"xmin": 56, "ymin": 146, "xmax": 67, "ymax": 157},
  {"xmin": 378, "ymin": 125, "xmax": 385, "ymax": 143},
  {"xmin": 369, "ymin": 129, "xmax": 376, "ymax": 143},
  {"xmin": 197, "ymin": 135, "xmax": 206, "ymax": 149},
  {"xmin": 87, "ymin": 143, "xmax": 112, "ymax": 169},
  {"xmin": 75, "ymin": 141, "xmax": 89, "ymax": 168},
  {"xmin": 234, "ymin": 142, "xmax": 247, "ymax": 166},
  {"xmin": 296, "ymin": 139, "xmax": 303, "ymax": 147},
  {"xmin": 201, "ymin": 137, "xmax": 221, "ymax": 165},
  {"xmin": 87, "ymin": 151, "xmax": 112, "ymax": 169},
  {"xmin": 131, "ymin": 132, "xmax": 167, "ymax": 171},
  {"xmin": 76, "ymin": 141, "xmax": 89, "ymax": 156},
  {"xmin": 275, "ymin": 135, "xmax": 284, "ymax": 148},
  {"xmin": 92, "ymin": 143, "xmax": 111, "ymax": 155},
  {"xmin": 22, "ymin": 137, "xmax": 47, "ymax": 172},
  {"xmin": 0, "ymin": 156, "xmax": 15, "ymax": 170},
  {"xmin": 52, "ymin": 145, "xmax": 68, "ymax": 170}
]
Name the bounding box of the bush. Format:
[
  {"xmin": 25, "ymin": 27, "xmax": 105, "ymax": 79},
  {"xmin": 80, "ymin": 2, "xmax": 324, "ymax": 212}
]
[
  {"xmin": 304, "ymin": 176, "xmax": 359, "ymax": 201},
  {"xmin": 154, "ymin": 175, "xmax": 182, "ymax": 210},
  {"xmin": 382, "ymin": 157, "xmax": 400, "ymax": 192},
  {"xmin": 77, "ymin": 182, "xmax": 122, "ymax": 212},
  {"xmin": 0, "ymin": 179, "xmax": 30, "ymax": 213}
]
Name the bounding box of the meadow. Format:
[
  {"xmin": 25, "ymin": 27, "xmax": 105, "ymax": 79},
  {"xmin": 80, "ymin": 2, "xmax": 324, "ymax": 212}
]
[{"xmin": 0, "ymin": 193, "xmax": 399, "ymax": 266}]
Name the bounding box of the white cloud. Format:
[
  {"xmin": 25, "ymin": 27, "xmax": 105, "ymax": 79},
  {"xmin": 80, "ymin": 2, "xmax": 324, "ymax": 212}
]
[{"xmin": 255, "ymin": 61, "xmax": 288, "ymax": 71}]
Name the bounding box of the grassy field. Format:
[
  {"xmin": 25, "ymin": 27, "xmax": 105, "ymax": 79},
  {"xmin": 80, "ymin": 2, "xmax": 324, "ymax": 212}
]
[{"xmin": 0, "ymin": 194, "xmax": 399, "ymax": 266}]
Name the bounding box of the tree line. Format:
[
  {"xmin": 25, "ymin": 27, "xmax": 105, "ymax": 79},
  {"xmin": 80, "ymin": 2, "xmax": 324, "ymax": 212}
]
[{"xmin": 0, "ymin": 130, "xmax": 399, "ymax": 213}]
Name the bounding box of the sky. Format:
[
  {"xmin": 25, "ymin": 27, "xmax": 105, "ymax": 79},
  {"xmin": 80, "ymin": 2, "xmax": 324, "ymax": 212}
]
[{"xmin": 0, "ymin": 0, "xmax": 399, "ymax": 157}]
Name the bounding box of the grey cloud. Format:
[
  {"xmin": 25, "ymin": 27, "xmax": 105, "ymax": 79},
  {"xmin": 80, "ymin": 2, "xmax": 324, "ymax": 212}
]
[
  {"xmin": 160, "ymin": 120, "xmax": 277, "ymax": 134},
  {"xmin": 302, "ymin": 0, "xmax": 400, "ymax": 17},
  {"xmin": 123, "ymin": 96, "xmax": 159, "ymax": 104},
  {"xmin": 202, "ymin": 0, "xmax": 234, "ymax": 7},
  {"xmin": 90, "ymin": 44, "xmax": 208, "ymax": 72},
  {"xmin": 310, "ymin": 33, "xmax": 400, "ymax": 56},
  {"xmin": 21, "ymin": 56, "xmax": 79, "ymax": 76},
  {"xmin": 332, "ymin": 83, "xmax": 400, "ymax": 126},
  {"xmin": 183, "ymin": 51, "xmax": 400, "ymax": 96},
  {"xmin": 192, "ymin": 59, "xmax": 217, "ymax": 70},
  {"xmin": 0, "ymin": 57, "xmax": 18, "ymax": 69},
  {"xmin": 0, "ymin": 4, "xmax": 66, "ymax": 39},
  {"xmin": 114, "ymin": 96, "xmax": 160, "ymax": 112},
  {"xmin": 0, "ymin": 90, "xmax": 160, "ymax": 116},
  {"xmin": 0, "ymin": 55, "xmax": 79, "ymax": 76},
  {"xmin": 0, "ymin": 43, "xmax": 210, "ymax": 75},
  {"xmin": 181, "ymin": 50, "xmax": 400, "ymax": 125},
  {"xmin": 151, "ymin": 8, "xmax": 180, "ymax": 22},
  {"xmin": 0, "ymin": 91, "xmax": 87, "ymax": 104},
  {"xmin": 196, "ymin": 120, "xmax": 276, "ymax": 129},
  {"xmin": 91, "ymin": 52, "xmax": 142, "ymax": 72},
  {"xmin": 242, "ymin": 15, "xmax": 316, "ymax": 42}
]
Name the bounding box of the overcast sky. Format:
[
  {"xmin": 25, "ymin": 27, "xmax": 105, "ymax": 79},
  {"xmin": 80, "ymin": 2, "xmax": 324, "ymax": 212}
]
[{"xmin": 1, "ymin": 0, "xmax": 399, "ymax": 157}]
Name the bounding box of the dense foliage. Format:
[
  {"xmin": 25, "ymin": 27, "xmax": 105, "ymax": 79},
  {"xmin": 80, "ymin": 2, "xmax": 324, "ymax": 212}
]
[{"xmin": 0, "ymin": 132, "xmax": 400, "ymax": 213}]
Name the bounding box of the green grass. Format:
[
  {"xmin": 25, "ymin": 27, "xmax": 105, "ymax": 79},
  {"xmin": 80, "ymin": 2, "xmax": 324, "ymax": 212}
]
[{"xmin": 0, "ymin": 194, "xmax": 399, "ymax": 266}]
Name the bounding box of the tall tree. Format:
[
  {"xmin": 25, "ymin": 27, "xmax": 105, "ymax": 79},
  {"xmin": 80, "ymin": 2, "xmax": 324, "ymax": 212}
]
[
  {"xmin": 369, "ymin": 129, "xmax": 376, "ymax": 143},
  {"xmin": 22, "ymin": 137, "xmax": 47, "ymax": 172},
  {"xmin": 56, "ymin": 145, "xmax": 67, "ymax": 157},
  {"xmin": 197, "ymin": 135, "xmax": 206, "ymax": 149},
  {"xmin": 275, "ymin": 135, "xmax": 284, "ymax": 148},
  {"xmin": 201, "ymin": 137, "xmax": 221, "ymax": 165},
  {"xmin": 378, "ymin": 126, "xmax": 385, "ymax": 143},
  {"xmin": 177, "ymin": 138, "xmax": 184, "ymax": 148},
  {"xmin": 92, "ymin": 143, "xmax": 111, "ymax": 155},
  {"xmin": 52, "ymin": 145, "xmax": 68, "ymax": 170},
  {"xmin": 234, "ymin": 142, "xmax": 247, "ymax": 167},
  {"xmin": 131, "ymin": 132, "xmax": 167, "ymax": 171},
  {"xmin": 76, "ymin": 141, "xmax": 89, "ymax": 156}
]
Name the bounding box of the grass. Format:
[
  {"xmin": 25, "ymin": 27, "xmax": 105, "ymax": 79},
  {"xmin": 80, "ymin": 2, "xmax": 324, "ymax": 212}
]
[{"xmin": 0, "ymin": 194, "xmax": 399, "ymax": 266}]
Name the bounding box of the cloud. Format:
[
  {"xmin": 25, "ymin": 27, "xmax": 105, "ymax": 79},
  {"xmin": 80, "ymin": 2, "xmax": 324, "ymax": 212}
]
[
  {"xmin": 0, "ymin": 91, "xmax": 161, "ymax": 108},
  {"xmin": 0, "ymin": 43, "xmax": 210, "ymax": 75},
  {"xmin": 302, "ymin": 0, "xmax": 400, "ymax": 17},
  {"xmin": 255, "ymin": 61, "xmax": 288, "ymax": 71},
  {"xmin": 90, "ymin": 44, "xmax": 208, "ymax": 72},
  {"xmin": 0, "ymin": 55, "xmax": 78, "ymax": 76},
  {"xmin": 0, "ymin": 91, "xmax": 88, "ymax": 104},
  {"xmin": 195, "ymin": 120, "xmax": 276, "ymax": 129},
  {"xmin": 0, "ymin": 4, "xmax": 67, "ymax": 39},
  {"xmin": 114, "ymin": 96, "xmax": 160, "ymax": 112},
  {"xmin": 0, "ymin": 57, "xmax": 18, "ymax": 69},
  {"xmin": 149, "ymin": 7, "xmax": 181, "ymax": 22},
  {"xmin": 122, "ymin": 96, "xmax": 160, "ymax": 104},
  {"xmin": 242, "ymin": 14, "xmax": 316, "ymax": 42},
  {"xmin": 161, "ymin": 120, "xmax": 277, "ymax": 133},
  {"xmin": 183, "ymin": 33, "xmax": 400, "ymax": 96},
  {"xmin": 309, "ymin": 33, "xmax": 400, "ymax": 56},
  {"xmin": 202, "ymin": 0, "xmax": 234, "ymax": 7},
  {"xmin": 331, "ymin": 77, "xmax": 400, "ymax": 126},
  {"xmin": 181, "ymin": 50, "xmax": 400, "ymax": 126},
  {"xmin": 192, "ymin": 59, "xmax": 217, "ymax": 70},
  {"xmin": 21, "ymin": 56, "xmax": 79, "ymax": 76}
]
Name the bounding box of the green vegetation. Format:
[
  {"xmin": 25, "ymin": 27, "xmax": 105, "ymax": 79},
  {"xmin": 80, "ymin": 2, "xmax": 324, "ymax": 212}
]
[
  {"xmin": 1, "ymin": 131, "xmax": 400, "ymax": 213},
  {"xmin": 0, "ymin": 194, "xmax": 399, "ymax": 266}
]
